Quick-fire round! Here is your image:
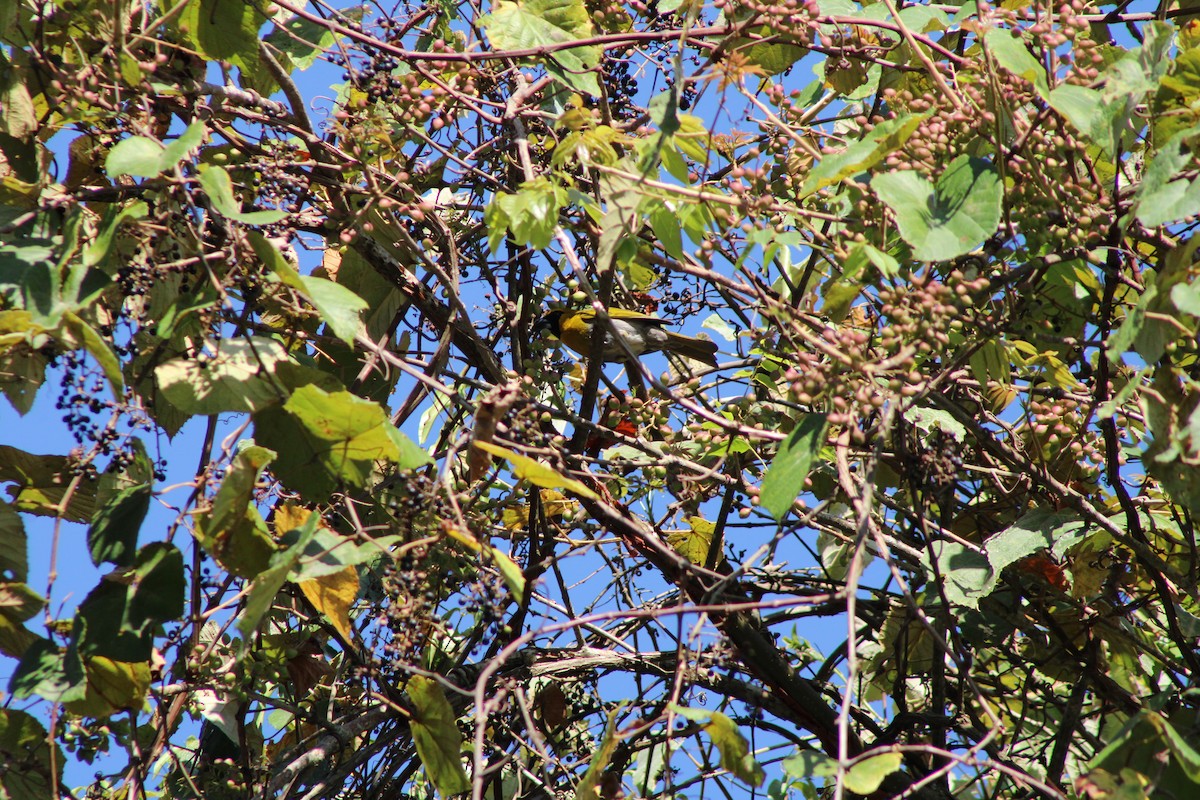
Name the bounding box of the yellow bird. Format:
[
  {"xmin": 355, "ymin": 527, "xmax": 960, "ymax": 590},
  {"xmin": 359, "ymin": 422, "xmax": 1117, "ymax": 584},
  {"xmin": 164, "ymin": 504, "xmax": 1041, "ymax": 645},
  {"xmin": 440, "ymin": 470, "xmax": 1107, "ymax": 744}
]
[{"xmin": 533, "ymin": 307, "xmax": 719, "ymax": 367}]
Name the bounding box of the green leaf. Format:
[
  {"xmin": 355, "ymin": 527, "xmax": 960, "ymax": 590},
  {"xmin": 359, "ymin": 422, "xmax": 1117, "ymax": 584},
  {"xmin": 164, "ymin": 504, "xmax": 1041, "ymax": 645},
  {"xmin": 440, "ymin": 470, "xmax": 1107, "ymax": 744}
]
[
  {"xmin": 0, "ymin": 709, "xmax": 63, "ymax": 800},
  {"xmin": 387, "ymin": 425, "xmax": 434, "ymax": 470},
  {"xmin": 0, "ymin": 338, "xmax": 47, "ymax": 416},
  {"xmin": 628, "ymin": 738, "xmax": 671, "ymax": 792},
  {"xmin": 105, "ymin": 136, "xmax": 167, "ymax": 179},
  {"xmin": 743, "ymin": 28, "xmax": 808, "ymax": 75},
  {"xmin": 781, "ymin": 750, "xmax": 839, "ymax": 780},
  {"xmin": 984, "ymin": 29, "xmax": 1048, "ymax": 98},
  {"xmin": 249, "ymin": 7, "xmax": 369, "ymax": 97},
  {"xmin": 1092, "ymin": 711, "xmax": 1200, "ymax": 791},
  {"xmin": 96, "ymin": 438, "xmax": 155, "ymax": 506},
  {"xmin": 904, "ymin": 406, "xmax": 966, "ymax": 442},
  {"xmin": 844, "ymin": 241, "xmax": 900, "ymax": 280},
  {"xmin": 668, "ymin": 706, "xmax": 763, "ymax": 786},
  {"xmin": 322, "ymin": 244, "xmax": 409, "ymax": 342},
  {"xmin": 485, "ymin": 178, "xmax": 567, "ymax": 251},
  {"xmin": 248, "ymin": 232, "xmax": 368, "ymax": 345},
  {"xmin": 0, "ymin": 445, "xmax": 98, "ymax": 522},
  {"xmin": 897, "ymin": 3, "xmax": 949, "ymax": 34},
  {"xmin": 673, "ymin": 114, "xmax": 713, "ymax": 163},
  {"xmin": 62, "ymin": 312, "xmax": 124, "ymax": 395},
  {"xmin": 104, "ymin": 122, "xmax": 207, "ymax": 179},
  {"xmin": 596, "ymin": 171, "xmax": 640, "ymax": 275},
  {"xmin": 985, "ymin": 508, "xmax": 1087, "ymax": 573},
  {"xmin": 473, "ymin": 440, "xmax": 599, "ymax": 500},
  {"xmin": 87, "ymin": 484, "xmax": 151, "ymax": 568},
  {"xmin": 237, "ymin": 513, "xmax": 317, "ymax": 644},
  {"xmin": 442, "ymin": 525, "xmax": 527, "ymax": 604},
  {"xmin": 759, "ymin": 414, "xmax": 827, "ymax": 521},
  {"xmin": 844, "ymin": 752, "xmax": 903, "ymax": 795},
  {"xmin": 0, "ymin": 248, "xmax": 54, "ymax": 324},
  {"xmin": 266, "ymin": 6, "xmax": 366, "ymax": 71},
  {"xmin": 155, "ymin": 337, "xmax": 289, "ymax": 415},
  {"xmin": 816, "ymin": 528, "xmax": 858, "ymax": 581},
  {"xmin": 648, "ymin": 202, "xmax": 684, "ymax": 260},
  {"xmin": 705, "ymin": 711, "xmax": 766, "ymax": 787},
  {"xmin": 1153, "ymin": 45, "xmax": 1200, "ymax": 144},
  {"xmin": 198, "ymin": 165, "xmax": 288, "ymax": 224},
  {"xmin": 300, "ymin": 276, "xmax": 367, "ymax": 345},
  {"xmin": 926, "ymin": 540, "xmax": 993, "ymax": 609},
  {"xmin": 178, "ymin": 0, "xmax": 264, "ymax": 67},
  {"xmin": 1132, "ymin": 126, "xmax": 1200, "ymax": 226},
  {"xmin": 824, "ymin": 53, "xmax": 879, "ymax": 100},
  {"xmin": 76, "ymin": 542, "xmax": 184, "ymax": 661},
  {"xmin": 801, "ymin": 113, "xmax": 926, "ymax": 197},
  {"xmin": 254, "ymin": 385, "xmax": 409, "ymax": 500},
  {"xmin": 281, "ymin": 524, "xmax": 368, "ymax": 582},
  {"xmin": 0, "ymin": 582, "xmax": 44, "ymax": 659},
  {"xmin": 659, "ymin": 141, "xmax": 690, "ymax": 182},
  {"xmin": 83, "ymin": 200, "xmax": 148, "ymax": 268},
  {"xmin": 872, "ymin": 155, "xmax": 1002, "ymax": 261},
  {"xmin": 160, "ymin": 120, "xmax": 208, "ymax": 169},
  {"xmin": 1048, "ymin": 83, "xmax": 1112, "ymax": 151},
  {"xmin": 209, "ymin": 446, "xmax": 274, "ymax": 537},
  {"xmin": 1109, "ymin": 236, "xmax": 1200, "ymax": 363},
  {"xmin": 197, "ymin": 445, "xmax": 277, "ymax": 578},
  {"xmin": 1052, "ymin": 24, "xmax": 1173, "ymax": 156},
  {"xmin": 124, "ymin": 542, "xmax": 186, "ymax": 629},
  {"xmin": 408, "ymin": 675, "xmax": 471, "ymax": 796},
  {"xmin": 702, "ymin": 313, "xmax": 735, "ymax": 342},
  {"xmin": 9, "ymin": 636, "xmax": 86, "ymax": 704},
  {"xmin": 0, "ymin": 501, "xmax": 27, "ymax": 582},
  {"xmin": 0, "ymin": 54, "xmax": 36, "ymax": 139},
  {"xmin": 63, "ymin": 655, "xmax": 152, "ymax": 718},
  {"xmin": 481, "ymin": 0, "xmax": 601, "ymax": 94}
]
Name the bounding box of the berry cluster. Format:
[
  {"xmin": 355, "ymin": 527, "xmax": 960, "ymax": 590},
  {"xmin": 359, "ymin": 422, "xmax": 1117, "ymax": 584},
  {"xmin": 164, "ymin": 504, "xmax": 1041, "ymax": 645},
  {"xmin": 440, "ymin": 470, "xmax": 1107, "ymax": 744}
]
[
  {"xmin": 50, "ymin": 347, "xmax": 157, "ymax": 480},
  {"xmin": 912, "ymin": 427, "xmax": 965, "ymax": 496},
  {"xmin": 586, "ymin": 0, "xmax": 634, "ymax": 33},
  {"xmin": 253, "ymin": 139, "xmax": 311, "ymax": 218},
  {"xmin": 713, "ymin": 0, "xmax": 820, "ymax": 36},
  {"xmin": 783, "ymin": 272, "xmax": 989, "ymax": 435},
  {"xmin": 1022, "ymin": 393, "xmax": 1108, "ymax": 484},
  {"xmin": 877, "ymin": 271, "xmax": 990, "ymax": 369},
  {"xmin": 376, "ymin": 550, "xmax": 446, "ymax": 674},
  {"xmin": 334, "ymin": 37, "xmax": 478, "ymax": 132}
]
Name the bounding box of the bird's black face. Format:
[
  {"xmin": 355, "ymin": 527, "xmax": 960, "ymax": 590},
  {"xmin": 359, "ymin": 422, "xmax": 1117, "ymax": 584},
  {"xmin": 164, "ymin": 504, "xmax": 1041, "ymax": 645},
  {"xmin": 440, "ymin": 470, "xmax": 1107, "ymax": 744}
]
[{"xmin": 532, "ymin": 310, "xmax": 564, "ymax": 337}]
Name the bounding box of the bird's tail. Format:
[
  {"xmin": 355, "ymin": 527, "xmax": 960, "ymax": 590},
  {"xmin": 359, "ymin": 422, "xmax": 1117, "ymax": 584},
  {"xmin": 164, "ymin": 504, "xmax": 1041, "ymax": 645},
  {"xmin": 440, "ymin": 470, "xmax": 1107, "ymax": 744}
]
[{"xmin": 664, "ymin": 331, "xmax": 719, "ymax": 367}]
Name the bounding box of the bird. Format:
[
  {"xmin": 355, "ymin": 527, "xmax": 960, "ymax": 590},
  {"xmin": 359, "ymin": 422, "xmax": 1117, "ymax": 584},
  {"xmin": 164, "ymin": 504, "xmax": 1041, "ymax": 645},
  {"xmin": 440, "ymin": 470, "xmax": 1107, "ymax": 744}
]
[{"xmin": 533, "ymin": 307, "xmax": 719, "ymax": 367}]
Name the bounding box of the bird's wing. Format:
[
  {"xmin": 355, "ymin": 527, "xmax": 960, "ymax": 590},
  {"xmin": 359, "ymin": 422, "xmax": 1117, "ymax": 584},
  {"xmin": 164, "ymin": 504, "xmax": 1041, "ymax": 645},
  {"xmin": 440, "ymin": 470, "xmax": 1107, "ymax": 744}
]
[{"xmin": 605, "ymin": 308, "xmax": 671, "ymax": 326}]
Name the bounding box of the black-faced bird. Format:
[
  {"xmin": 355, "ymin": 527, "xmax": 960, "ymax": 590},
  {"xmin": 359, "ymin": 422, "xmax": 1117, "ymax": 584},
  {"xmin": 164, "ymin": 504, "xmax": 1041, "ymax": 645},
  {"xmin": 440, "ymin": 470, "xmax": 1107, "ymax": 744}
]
[{"xmin": 533, "ymin": 307, "xmax": 719, "ymax": 368}]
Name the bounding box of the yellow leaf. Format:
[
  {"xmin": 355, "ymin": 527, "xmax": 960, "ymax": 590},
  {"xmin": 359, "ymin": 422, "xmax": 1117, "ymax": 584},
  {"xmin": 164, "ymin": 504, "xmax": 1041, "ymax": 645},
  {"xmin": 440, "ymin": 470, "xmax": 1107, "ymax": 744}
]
[
  {"xmin": 502, "ymin": 505, "xmax": 528, "ymax": 530},
  {"xmin": 473, "ymin": 441, "xmax": 599, "ymax": 500},
  {"xmin": 666, "ymin": 516, "xmax": 716, "ymax": 564},
  {"xmin": 298, "ymin": 567, "xmax": 359, "ymax": 643},
  {"xmin": 568, "ymin": 362, "xmax": 586, "ymax": 388},
  {"xmin": 275, "ymin": 502, "xmax": 313, "ymax": 535},
  {"xmin": 542, "ymin": 489, "xmax": 576, "ymax": 520},
  {"xmin": 502, "ymin": 490, "xmax": 576, "ymax": 531}
]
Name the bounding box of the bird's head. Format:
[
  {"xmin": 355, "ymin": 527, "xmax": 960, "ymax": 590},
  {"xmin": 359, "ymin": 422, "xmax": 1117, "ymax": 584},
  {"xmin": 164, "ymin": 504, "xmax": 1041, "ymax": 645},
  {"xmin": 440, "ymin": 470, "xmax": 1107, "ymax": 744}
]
[{"xmin": 532, "ymin": 309, "xmax": 565, "ymax": 338}]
